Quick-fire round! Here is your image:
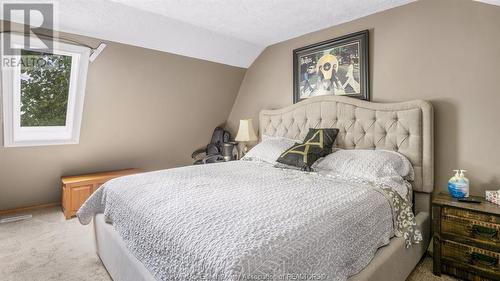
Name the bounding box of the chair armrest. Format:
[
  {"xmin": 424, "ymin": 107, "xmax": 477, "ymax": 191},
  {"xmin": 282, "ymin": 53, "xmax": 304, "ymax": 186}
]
[
  {"xmin": 191, "ymin": 148, "xmax": 206, "ymax": 159},
  {"xmin": 202, "ymin": 155, "xmax": 224, "ymax": 164}
]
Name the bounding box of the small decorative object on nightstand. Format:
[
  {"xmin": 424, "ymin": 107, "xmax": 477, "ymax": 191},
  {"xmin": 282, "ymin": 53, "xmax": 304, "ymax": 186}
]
[
  {"xmin": 61, "ymin": 168, "xmax": 140, "ymax": 219},
  {"xmin": 235, "ymin": 119, "xmax": 258, "ymax": 157},
  {"xmin": 486, "ymin": 189, "xmax": 500, "ymax": 205},
  {"xmin": 433, "ymin": 193, "xmax": 500, "ymax": 280},
  {"xmin": 221, "ymin": 142, "xmax": 239, "ymax": 161}
]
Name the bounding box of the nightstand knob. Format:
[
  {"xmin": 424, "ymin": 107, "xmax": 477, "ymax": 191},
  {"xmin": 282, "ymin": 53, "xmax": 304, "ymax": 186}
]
[
  {"xmin": 467, "ymin": 224, "xmax": 498, "ymax": 239},
  {"xmin": 468, "ymin": 251, "xmax": 499, "ymax": 268}
]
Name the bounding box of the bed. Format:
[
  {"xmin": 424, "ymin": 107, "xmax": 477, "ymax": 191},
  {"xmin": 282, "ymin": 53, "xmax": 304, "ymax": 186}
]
[{"xmin": 79, "ymin": 95, "xmax": 434, "ymax": 281}]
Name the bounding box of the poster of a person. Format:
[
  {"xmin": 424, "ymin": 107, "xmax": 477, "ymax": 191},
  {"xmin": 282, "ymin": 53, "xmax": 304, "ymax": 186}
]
[
  {"xmin": 342, "ymin": 60, "xmax": 360, "ymax": 93},
  {"xmin": 293, "ymin": 30, "xmax": 369, "ymax": 102}
]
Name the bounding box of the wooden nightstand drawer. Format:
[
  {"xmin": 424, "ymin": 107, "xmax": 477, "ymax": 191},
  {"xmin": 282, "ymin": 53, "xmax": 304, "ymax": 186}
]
[
  {"xmin": 441, "ymin": 239, "xmax": 500, "ymax": 280},
  {"xmin": 442, "ymin": 209, "xmax": 500, "ymax": 251},
  {"xmin": 443, "ymin": 206, "xmax": 500, "ymax": 224}
]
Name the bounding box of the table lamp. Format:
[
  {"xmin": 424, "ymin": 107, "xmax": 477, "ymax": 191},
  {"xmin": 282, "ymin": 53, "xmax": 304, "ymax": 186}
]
[{"xmin": 235, "ymin": 119, "xmax": 258, "ymax": 156}]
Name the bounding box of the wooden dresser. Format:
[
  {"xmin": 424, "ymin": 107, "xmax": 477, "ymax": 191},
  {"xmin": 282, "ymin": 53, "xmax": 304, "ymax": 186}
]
[
  {"xmin": 61, "ymin": 169, "xmax": 140, "ymax": 219},
  {"xmin": 433, "ymin": 193, "xmax": 500, "ymax": 280}
]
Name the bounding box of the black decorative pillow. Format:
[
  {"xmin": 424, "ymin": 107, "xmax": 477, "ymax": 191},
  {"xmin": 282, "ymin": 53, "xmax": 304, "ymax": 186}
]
[{"xmin": 276, "ymin": 128, "xmax": 339, "ymax": 171}]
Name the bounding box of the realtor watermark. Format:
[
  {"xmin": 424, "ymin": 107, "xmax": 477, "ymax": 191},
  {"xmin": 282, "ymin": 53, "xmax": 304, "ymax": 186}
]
[
  {"xmin": 2, "ymin": 2, "xmax": 54, "ymax": 54},
  {"xmin": 2, "ymin": 54, "xmax": 54, "ymax": 68},
  {"xmin": 1, "ymin": 2, "xmax": 56, "ymax": 68}
]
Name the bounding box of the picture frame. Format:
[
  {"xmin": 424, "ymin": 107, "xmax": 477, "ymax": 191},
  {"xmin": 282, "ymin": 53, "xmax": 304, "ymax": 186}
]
[{"xmin": 293, "ymin": 30, "xmax": 369, "ymax": 103}]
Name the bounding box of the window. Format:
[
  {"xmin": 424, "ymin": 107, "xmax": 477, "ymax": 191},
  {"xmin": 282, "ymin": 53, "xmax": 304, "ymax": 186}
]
[{"xmin": 1, "ymin": 34, "xmax": 90, "ymax": 147}]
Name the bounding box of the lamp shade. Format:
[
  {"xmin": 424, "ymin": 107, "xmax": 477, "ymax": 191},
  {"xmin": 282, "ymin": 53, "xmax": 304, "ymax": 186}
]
[{"xmin": 235, "ymin": 119, "xmax": 258, "ymax": 142}]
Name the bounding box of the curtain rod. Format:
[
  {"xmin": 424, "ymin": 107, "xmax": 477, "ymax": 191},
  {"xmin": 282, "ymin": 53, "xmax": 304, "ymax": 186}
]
[{"xmin": 0, "ymin": 30, "xmax": 100, "ymax": 50}]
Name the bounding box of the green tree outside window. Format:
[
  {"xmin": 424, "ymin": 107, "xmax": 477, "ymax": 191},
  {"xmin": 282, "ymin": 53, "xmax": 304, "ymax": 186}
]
[{"xmin": 20, "ymin": 50, "xmax": 72, "ymax": 127}]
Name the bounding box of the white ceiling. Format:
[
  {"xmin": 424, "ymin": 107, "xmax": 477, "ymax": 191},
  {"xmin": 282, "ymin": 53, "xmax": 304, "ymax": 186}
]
[
  {"xmin": 475, "ymin": 0, "xmax": 500, "ymax": 6},
  {"xmin": 109, "ymin": 0, "xmax": 415, "ymax": 46},
  {"xmin": 2, "ymin": 0, "xmax": 418, "ymax": 67}
]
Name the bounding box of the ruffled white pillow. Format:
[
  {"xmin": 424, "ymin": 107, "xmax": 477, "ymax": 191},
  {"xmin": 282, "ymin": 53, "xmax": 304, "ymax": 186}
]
[
  {"xmin": 313, "ymin": 149, "xmax": 414, "ymax": 181},
  {"xmin": 241, "ymin": 135, "xmax": 297, "ymax": 164}
]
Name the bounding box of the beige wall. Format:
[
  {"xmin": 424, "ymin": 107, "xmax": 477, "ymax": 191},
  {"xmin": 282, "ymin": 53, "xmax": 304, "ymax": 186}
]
[
  {"xmin": 227, "ymin": 0, "xmax": 500, "ymax": 195},
  {"xmin": 0, "ymin": 24, "xmax": 245, "ymax": 210}
]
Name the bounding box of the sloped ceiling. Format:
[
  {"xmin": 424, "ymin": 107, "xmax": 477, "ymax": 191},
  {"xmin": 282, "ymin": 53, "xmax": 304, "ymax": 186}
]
[
  {"xmin": 2, "ymin": 0, "xmax": 417, "ymax": 67},
  {"xmin": 475, "ymin": 0, "xmax": 500, "ymax": 6}
]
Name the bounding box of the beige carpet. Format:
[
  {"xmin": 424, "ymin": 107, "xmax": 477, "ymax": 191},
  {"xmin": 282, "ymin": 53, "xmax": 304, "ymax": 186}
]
[
  {"xmin": 0, "ymin": 207, "xmax": 457, "ymax": 281},
  {"xmin": 0, "ymin": 207, "xmax": 110, "ymax": 281}
]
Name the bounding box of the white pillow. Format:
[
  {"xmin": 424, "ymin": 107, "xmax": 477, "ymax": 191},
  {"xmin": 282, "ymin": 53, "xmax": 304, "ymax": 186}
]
[
  {"xmin": 312, "ymin": 149, "xmax": 414, "ymax": 181},
  {"xmin": 241, "ymin": 135, "xmax": 297, "ymax": 164}
]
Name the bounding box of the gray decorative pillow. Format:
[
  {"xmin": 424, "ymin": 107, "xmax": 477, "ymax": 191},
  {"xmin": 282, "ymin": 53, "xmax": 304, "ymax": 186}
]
[{"xmin": 276, "ymin": 128, "xmax": 339, "ymax": 171}]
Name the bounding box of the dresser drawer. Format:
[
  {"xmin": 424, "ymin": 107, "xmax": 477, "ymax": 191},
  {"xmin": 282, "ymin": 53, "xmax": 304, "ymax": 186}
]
[
  {"xmin": 441, "ymin": 239, "xmax": 500, "ymax": 279},
  {"xmin": 442, "ymin": 212, "xmax": 500, "ymax": 250},
  {"xmin": 443, "ymin": 207, "xmax": 500, "ymax": 224}
]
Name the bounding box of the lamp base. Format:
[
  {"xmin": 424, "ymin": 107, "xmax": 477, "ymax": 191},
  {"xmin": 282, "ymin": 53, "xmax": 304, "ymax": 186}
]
[{"xmin": 238, "ymin": 142, "xmax": 248, "ymax": 158}]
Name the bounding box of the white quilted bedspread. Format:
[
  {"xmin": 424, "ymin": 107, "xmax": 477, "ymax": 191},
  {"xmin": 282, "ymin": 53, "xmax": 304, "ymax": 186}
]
[{"xmin": 78, "ymin": 161, "xmax": 396, "ymax": 281}]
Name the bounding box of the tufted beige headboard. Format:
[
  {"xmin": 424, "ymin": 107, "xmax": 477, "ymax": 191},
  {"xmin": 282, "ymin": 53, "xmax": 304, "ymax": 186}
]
[{"xmin": 259, "ymin": 96, "xmax": 434, "ymax": 198}]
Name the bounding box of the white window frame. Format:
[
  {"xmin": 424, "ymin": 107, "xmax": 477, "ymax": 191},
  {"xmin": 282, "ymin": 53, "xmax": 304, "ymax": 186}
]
[{"xmin": 1, "ymin": 34, "xmax": 90, "ymax": 147}]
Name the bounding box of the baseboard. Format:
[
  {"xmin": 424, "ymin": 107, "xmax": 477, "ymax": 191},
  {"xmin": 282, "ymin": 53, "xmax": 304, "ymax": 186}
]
[{"xmin": 0, "ymin": 202, "xmax": 60, "ymax": 216}]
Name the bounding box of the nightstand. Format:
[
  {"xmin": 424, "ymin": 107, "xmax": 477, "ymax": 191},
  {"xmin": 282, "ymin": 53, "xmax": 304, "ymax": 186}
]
[{"xmin": 433, "ymin": 193, "xmax": 500, "ymax": 280}]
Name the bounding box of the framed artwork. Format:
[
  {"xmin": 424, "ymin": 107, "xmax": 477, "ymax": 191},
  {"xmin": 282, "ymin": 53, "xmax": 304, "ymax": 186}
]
[{"xmin": 293, "ymin": 30, "xmax": 369, "ymax": 103}]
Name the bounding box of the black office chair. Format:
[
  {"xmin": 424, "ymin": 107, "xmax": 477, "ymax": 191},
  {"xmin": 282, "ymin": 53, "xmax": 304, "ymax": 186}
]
[{"xmin": 191, "ymin": 127, "xmax": 230, "ymax": 164}]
